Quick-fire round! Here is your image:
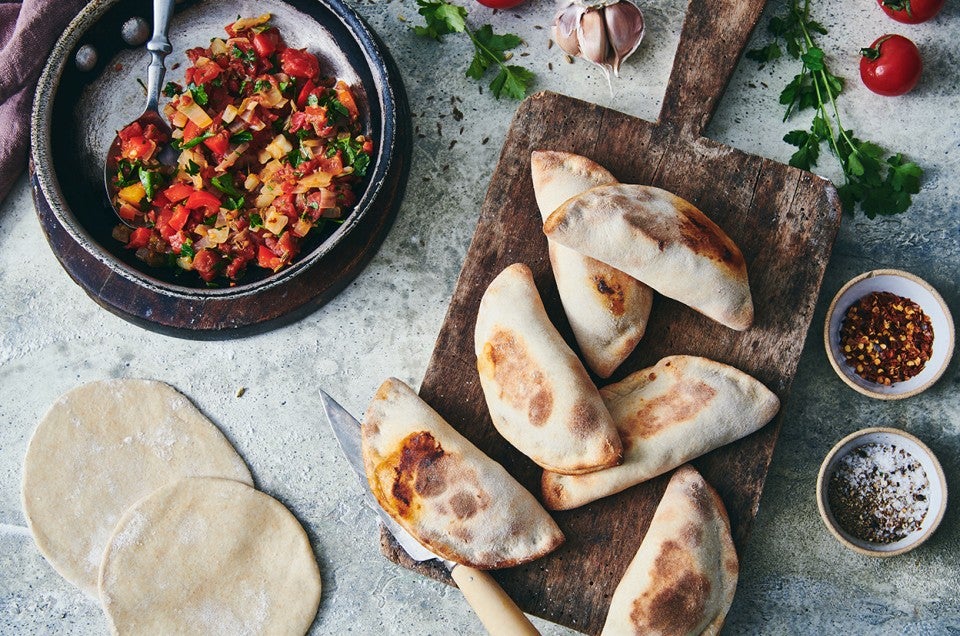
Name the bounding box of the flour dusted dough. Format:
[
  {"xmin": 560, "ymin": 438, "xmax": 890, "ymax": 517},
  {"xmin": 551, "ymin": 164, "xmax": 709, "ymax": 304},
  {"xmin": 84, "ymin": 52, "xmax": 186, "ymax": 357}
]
[
  {"xmin": 99, "ymin": 477, "xmax": 321, "ymax": 635},
  {"xmin": 21, "ymin": 379, "xmax": 252, "ymax": 597}
]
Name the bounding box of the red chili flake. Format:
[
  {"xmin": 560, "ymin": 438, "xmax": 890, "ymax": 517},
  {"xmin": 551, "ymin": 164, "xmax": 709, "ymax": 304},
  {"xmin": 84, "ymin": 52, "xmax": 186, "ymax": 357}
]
[{"xmin": 839, "ymin": 291, "xmax": 934, "ymax": 385}]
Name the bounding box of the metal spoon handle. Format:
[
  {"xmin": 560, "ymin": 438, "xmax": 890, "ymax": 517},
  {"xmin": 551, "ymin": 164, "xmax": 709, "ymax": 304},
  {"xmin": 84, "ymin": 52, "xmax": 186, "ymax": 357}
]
[{"xmin": 145, "ymin": 0, "xmax": 175, "ymax": 113}]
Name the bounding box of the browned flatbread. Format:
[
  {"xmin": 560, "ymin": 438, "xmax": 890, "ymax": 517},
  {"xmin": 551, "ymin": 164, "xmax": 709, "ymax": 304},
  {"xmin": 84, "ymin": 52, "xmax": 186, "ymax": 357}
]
[
  {"xmin": 530, "ymin": 151, "xmax": 653, "ymax": 378},
  {"xmin": 361, "ymin": 378, "xmax": 564, "ymax": 569},
  {"xmin": 601, "ymin": 465, "xmax": 738, "ymax": 636},
  {"xmin": 475, "ymin": 263, "xmax": 622, "ymax": 475},
  {"xmin": 543, "ymin": 184, "xmax": 754, "ymax": 331},
  {"xmin": 542, "ymin": 355, "xmax": 779, "ymax": 510}
]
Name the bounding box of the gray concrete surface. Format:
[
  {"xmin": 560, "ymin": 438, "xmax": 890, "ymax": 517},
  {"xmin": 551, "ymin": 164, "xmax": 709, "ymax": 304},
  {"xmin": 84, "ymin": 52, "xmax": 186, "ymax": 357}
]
[{"xmin": 2, "ymin": 0, "xmax": 958, "ymax": 633}]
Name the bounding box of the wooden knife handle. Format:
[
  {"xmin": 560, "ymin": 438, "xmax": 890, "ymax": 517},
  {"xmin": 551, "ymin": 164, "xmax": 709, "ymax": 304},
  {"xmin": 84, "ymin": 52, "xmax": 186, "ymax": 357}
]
[{"xmin": 450, "ymin": 565, "xmax": 540, "ymax": 636}]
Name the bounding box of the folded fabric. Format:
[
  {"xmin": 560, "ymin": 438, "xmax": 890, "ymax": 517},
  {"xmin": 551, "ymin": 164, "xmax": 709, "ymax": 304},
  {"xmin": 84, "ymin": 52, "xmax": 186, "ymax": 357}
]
[{"xmin": 0, "ymin": 0, "xmax": 87, "ymax": 202}]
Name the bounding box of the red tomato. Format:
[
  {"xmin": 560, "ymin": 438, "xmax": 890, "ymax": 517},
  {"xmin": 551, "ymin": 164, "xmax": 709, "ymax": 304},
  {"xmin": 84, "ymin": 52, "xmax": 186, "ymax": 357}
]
[
  {"xmin": 334, "ymin": 80, "xmax": 359, "ymax": 120},
  {"xmin": 475, "ymin": 0, "xmax": 527, "ymax": 7},
  {"xmin": 296, "ymin": 79, "xmax": 317, "ymax": 109},
  {"xmin": 185, "ymin": 190, "xmax": 222, "ymax": 213},
  {"xmin": 163, "ymin": 183, "xmax": 195, "ymax": 203},
  {"xmin": 860, "ymin": 35, "xmax": 922, "ymax": 96},
  {"xmin": 280, "ymin": 48, "xmax": 319, "ymax": 80},
  {"xmin": 877, "ymin": 0, "xmax": 944, "ymax": 23},
  {"xmin": 191, "ymin": 249, "xmax": 221, "ymax": 281},
  {"xmin": 257, "ymin": 245, "xmax": 283, "ymax": 270},
  {"xmin": 127, "ymin": 227, "xmax": 153, "ymax": 249},
  {"xmin": 120, "ymin": 135, "xmax": 156, "ymax": 161},
  {"xmin": 168, "ymin": 205, "xmax": 191, "ymax": 232},
  {"xmin": 252, "ymin": 30, "xmax": 281, "ymax": 58},
  {"xmin": 203, "ymin": 131, "xmax": 230, "ymax": 156}
]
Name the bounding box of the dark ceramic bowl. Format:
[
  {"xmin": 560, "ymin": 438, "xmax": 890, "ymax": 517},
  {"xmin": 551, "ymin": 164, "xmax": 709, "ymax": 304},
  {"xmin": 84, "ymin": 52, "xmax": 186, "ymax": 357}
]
[{"xmin": 31, "ymin": 0, "xmax": 409, "ymax": 337}]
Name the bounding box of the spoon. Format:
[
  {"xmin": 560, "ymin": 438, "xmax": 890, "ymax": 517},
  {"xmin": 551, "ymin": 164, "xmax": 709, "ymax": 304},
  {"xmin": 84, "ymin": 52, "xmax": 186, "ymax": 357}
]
[{"xmin": 104, "ymin": 0, "xmax": 177, "ymax": 228}]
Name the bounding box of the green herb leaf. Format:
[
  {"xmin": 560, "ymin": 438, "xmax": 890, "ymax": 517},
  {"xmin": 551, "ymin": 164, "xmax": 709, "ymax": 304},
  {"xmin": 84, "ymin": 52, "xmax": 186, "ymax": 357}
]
[
  {"xmin": 185, "ymin": 160, "xmax": 201, "ymax": 176},
  {"xmin": 180, "ymin": 239, "xmax": 195, "ymax": 259},
  {"xmin": 413, "ymin": 0, "xmax": 533, "ymax": 101},
  {"xmin": 747, "ymin": 0, "xmax": 924, "ymax": 217},
  {"xmin": 254, "ymin": 79, "xmax": 271, "ymax": 93},
  {"xmin": 414, "ymin": 0, "xmax": 467, "ymax": 40},
  {"xmin": 232, "ymin": 45, "xmax": 256, "ymax": 64},
  {"xmin": 287, "ymin": 148, "xmax": 307, "ymax": 167},
  {"xmin": 188, "ymin": 83, "xmax": 209, "ymax": 106},
  {"xmin": 180, "ymin": 131, "xmax": 215, "ymax": 150},
  {"xmin": 249, "ymin": 212, "xmax": 264, "ymax": 229},
  {"xmin": 204, "ymin": 213, "xmax": 218, "ymax": 226},
  {"xmin": 225, "ymin": 195, "xmax": 245, "ymax": 210},
  {"xmin": 162, "ymin": 82, "xmax": 182, "ymax": 98},
  {"xmin": 138, "ymin": 167, "xmax": 162, "ymax": 201},
  {"xmin": 210, "ymin": 174, "xmax": 243, "ymax": 198},
  {"xmin": 229, "ymin": 130, "xmax": 253, "ymax": 144}
]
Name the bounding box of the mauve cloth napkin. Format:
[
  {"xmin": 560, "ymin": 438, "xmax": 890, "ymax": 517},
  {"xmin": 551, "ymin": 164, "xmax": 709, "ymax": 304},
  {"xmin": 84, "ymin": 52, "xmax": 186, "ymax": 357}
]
[{"xmin": 0, "ymin": 0, "xmax": 87, "ymax": 203}]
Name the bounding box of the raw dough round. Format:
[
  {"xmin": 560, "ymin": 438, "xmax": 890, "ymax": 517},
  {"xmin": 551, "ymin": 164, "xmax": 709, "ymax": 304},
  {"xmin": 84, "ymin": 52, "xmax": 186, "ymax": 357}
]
[
  {"xmin": 21, "ymin": 379, "xmax": 252, "ymax": 597},
  {"xmin": 99, "ymin": 477, "xmax": 321, "ymax": 635}
]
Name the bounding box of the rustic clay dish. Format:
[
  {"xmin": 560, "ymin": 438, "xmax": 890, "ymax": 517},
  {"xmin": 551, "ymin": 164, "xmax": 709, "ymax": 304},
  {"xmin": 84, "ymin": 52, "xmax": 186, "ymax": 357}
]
[
  {"xmin": 30, "ymin": 0, "xmax": 409, "ymax": 337},
  {"xmin": 824, "ymin": 269, "xmax": 954, "ymax": 399},
  {"xmin": 817, "ymin": 427, "xmax": 947, "ymax": 557}
]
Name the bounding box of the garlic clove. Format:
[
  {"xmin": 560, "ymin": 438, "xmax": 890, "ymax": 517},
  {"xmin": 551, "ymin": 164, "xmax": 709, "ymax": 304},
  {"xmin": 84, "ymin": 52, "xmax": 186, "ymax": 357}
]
[
  {"xmin": 603, "ymin": 0, "xmax": 645, "ymax": 76},
  {"xmin": 553, "ymin": 3, "xmax": 583, "ymax": 58},
  {"xmin": 577, "ymin": 8, "xmax": 610, "ymax": 70}
]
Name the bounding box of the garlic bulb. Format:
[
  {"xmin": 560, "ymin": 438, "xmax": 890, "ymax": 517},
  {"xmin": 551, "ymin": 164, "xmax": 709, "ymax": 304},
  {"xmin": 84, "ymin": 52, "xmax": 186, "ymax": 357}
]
[{"xmin": 553, "ymin": 0, "xmax": 645, "ymax": 80}]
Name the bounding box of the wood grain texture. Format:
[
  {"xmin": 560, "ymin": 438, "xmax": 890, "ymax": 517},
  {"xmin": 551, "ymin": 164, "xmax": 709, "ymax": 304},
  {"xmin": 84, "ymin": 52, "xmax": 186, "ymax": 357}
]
[{"xmin": 378, "ymin": 0, "xmax": 841, "ymax": 633}]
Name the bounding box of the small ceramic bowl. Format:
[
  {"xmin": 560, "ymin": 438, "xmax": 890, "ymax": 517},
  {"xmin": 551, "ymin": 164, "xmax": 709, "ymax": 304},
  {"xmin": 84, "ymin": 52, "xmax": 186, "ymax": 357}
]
[
  {"xmin": 816, "ymin": 427, "xmax": 947, "ymax": 557},
  {"xmin": 824, "ymin": 269, "xmax": 954, "ymax": 399}
]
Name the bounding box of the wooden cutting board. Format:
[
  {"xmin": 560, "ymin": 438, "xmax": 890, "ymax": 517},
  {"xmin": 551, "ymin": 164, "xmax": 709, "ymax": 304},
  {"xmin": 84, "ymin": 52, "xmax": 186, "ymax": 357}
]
[{"xmin": 382, "ymin": 0, "xmax": 841, "ymax": 632}]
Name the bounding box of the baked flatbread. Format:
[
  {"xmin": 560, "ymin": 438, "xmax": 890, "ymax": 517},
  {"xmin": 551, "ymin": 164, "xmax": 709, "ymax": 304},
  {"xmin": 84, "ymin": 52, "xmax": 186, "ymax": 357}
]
[
  {"xmin": 475, "ymin": 263, "xmax": 622, "ymax": 474},
  {"xmin": 531, "ymin": 150, "xmax": 653, "ymax": 378},
  {"xmin": 601, "ymin": 465, "xmax": 738, "ymax": 636},
  {"xmin": 99, "ymin": 477, "xmax": 321, "ymax": 635},
  {"xmin": 543, "ymin": 184, "xmax": 754, "ymax": 331},
  {"xmin": 362, "ymin": 377, "xmax": 564, "ymax": 569},
  {"xmin": 542, "ymin": 356, "xmax": 779, "ymax": 510}
]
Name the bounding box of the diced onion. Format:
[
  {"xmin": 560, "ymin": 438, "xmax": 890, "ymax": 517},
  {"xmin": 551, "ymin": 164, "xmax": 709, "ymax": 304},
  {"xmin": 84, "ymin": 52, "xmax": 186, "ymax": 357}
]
[
  {"xmin": 206, "ymin": 226, "xmax": 230, "ymax": 244},
  {"xmin": 222, "ymin": 104, "xmax": 239, "ymax": 124},
  {"xmin": 292, "ymin": 218, "xmax": 312, "ymax": 237},
  {"xmin": 263, "ymin": 207, "xmax": 288, "ymax": 235},
  {"xmin": 297, "ymin": 171, "xmax": 332, "ymax": 190},
  {"xmin": 229, "ymin": 14, "xmax": 271, "ymax": 33},
  {"xmin": 209, "ymin": 38, "xmax": 227, "ymax": 56},
  {"xmin": 215, "ymin": 143, "xmax": 249, "ymax": 172},
  {"xmin": 263, "ymin": 134, "xmax": 293, "ymax": 160},
  {"xmin": 244, "ymin": 174, "xmax": 260, "ymax": 191},
  {"xmin": 176, "ymin": 94, "xmax": 213, "ymax": 128}
]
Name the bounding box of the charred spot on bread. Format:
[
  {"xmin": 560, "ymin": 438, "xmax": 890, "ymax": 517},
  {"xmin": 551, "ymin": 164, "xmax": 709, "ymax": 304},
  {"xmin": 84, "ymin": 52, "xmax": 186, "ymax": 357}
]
[
  {"xmin": 630, "ymin": 540, "xmax": 712, "ymax": 634},
  {"xmin": 481, "ymin": 329, "xmax": 554, "ymax": 425},
  {"xmin": 593, "ymin": 274, "xmax": 626, "ymax": 316},
  {"xmin": 631, "ymin": 380, "xmax": 718, "ymax": 439},
  {"xmin": 388, "ymin": 431, "xmax": 447, "ymax": 517}
]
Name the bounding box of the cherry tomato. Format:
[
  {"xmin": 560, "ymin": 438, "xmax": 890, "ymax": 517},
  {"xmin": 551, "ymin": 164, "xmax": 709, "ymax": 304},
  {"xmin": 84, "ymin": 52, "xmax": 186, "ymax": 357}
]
[
  {"xmin": 876, "ymin": 0, "xmax": 944, "ymax": 24},
  {"xmin": 860, "ymin": 34, "xmax": 922, "ymax": 96},
  {"xmin": 475, "ymin": 0, "xmax": 527, "ymax": 8}
]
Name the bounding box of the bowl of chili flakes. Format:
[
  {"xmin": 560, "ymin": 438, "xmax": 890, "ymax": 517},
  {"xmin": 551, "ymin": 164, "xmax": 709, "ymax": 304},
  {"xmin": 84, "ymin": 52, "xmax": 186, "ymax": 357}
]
[
  {"xmin": 824, "ymin": 269, "xmax": 954, "ymax": 400},
  {"xmin": 31, "ymin": 0, "xmax": 410, "ymax": 337}
]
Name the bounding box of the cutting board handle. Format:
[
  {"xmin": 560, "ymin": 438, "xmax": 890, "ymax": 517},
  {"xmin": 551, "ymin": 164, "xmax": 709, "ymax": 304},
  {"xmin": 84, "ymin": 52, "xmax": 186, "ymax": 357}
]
[{"xmin": 658, "ymin": 0, "xmax": 768, "ymax": 138}]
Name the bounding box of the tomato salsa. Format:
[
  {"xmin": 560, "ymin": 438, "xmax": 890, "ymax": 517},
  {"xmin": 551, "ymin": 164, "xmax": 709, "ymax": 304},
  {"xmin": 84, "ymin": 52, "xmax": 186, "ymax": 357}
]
[{"xmin": 110, "ymin": 14, "xmax": 372, "ymax": 283}]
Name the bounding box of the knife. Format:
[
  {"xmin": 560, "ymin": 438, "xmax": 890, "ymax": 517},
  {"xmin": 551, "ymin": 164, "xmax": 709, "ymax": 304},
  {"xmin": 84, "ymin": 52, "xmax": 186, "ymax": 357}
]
[{"xmin": 319, "ymin": 389, "xmax": 540, "ymax": 636}]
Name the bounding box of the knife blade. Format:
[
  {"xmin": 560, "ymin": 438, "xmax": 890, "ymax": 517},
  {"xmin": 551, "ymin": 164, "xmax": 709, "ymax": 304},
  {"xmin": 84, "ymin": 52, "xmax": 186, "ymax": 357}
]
[{"xmin": 319, "ymin": 389, "xmax": 540, "ymax": 636}]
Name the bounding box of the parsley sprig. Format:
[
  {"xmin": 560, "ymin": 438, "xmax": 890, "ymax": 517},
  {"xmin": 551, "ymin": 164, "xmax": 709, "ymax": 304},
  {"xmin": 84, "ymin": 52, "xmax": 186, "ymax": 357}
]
[
  {"xmin": 414, "ymin": 0, "xmax": 534, "ymax": 100},
  {"xmin": 747, "ymin": 0, "xmax": 923, "ymax": 218}
]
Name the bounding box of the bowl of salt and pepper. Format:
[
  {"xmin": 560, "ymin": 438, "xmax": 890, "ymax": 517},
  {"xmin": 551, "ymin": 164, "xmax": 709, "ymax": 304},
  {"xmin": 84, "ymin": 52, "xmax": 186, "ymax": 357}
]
[{"xmin": 818, "ymin": 269, "xmax": 952, "ymax": 556}]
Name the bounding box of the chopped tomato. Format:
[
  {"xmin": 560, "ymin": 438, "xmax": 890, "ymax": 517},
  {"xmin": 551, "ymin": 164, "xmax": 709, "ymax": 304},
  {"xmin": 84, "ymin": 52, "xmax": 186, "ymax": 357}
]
[
  {"xmin": 185, "ymin": 190, "xmax": 222, "ymax": 213},
  {"xmin": 335, "ymin": 81, "xmax": 359, "ymax": 120},
  {"xmin": 203, "ymin": 131, "xmax": 230, "ymax": 156},
  {"xmin": 189, "ymin": 60, "xmax": 222, "ymax": 85},
  {"xmin": 117, "ymin": 203, "xmax": 141, "ymax": 223},
  {"xmin": 120, "ymin": 135, "xmax": 156, "ymax": 161},
  {"xmin": 118, "ymin": 122, "xmax": 143, "ymax": 141},
  {"xmin": 163, "ymin": 183, "xmax": 195, "ymax": 203},
  {"xmin": 126, "ymin": 227, "xmax": 153, "ymax": 249},
  {"xmin": 280, "ymin": 48, "xmax": 319, "ymax": 80},
  {"xmin": 296, "ymin": 79, "xmax": 317, "ymax": 109},
  {"xmin": 192, "ymin": 249, "xmax": 221, "ymax": 281},
  {"xmin": 168, "ymin": 231, "xmax": 188, "ymax": 253},
  {"xmin": 257, "ymin": 245, "xmax": 283, "ymax": 270},
  {"xmin": 252, "ymin": 30, "xmax": 281, "ymax": 58},
  {"xmin": 168, "ymin": 205, "xmax": 191, "ymax": 232},
  {"xmin": 182, "ymin": 119, "xmax": 200, "ymax": 142}
]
